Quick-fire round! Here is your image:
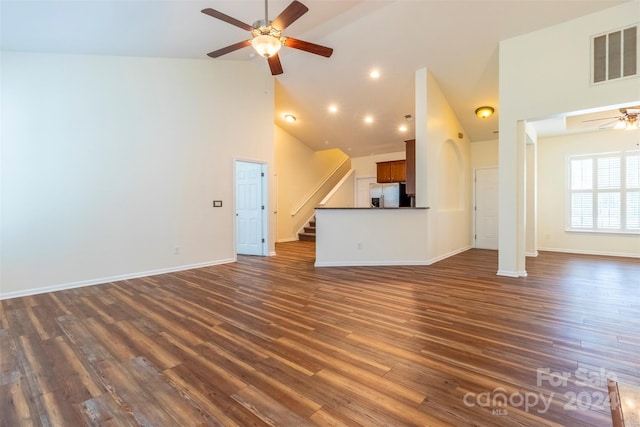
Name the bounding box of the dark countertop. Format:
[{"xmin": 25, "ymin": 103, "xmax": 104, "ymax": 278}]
[{"xmin": 315, "ymin": 207, "xmax": 429, "ymax": 210}]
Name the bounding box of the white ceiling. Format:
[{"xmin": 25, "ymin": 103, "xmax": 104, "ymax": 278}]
[{"xmin": 1, "ymin": 0, "xmax": 633, "ymax": 157}]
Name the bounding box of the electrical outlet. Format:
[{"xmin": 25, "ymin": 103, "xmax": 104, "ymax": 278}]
[{"xmin": 174, "ymin": 246, "xmax": 180, "ymax": 255}]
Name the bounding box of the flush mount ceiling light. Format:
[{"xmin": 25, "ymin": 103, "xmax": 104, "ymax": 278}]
[
  {"xmin": 284, "ymin": 114, "xmax": 296, "ymax": 123},
  {"xmin": 475, "ymin": 106, "xmax": 495, "ymax": 119}
]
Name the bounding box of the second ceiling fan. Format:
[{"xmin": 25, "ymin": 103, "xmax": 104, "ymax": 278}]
[{"xmin": 202, "ymin": 0, "xmax": 333, "ymax": 75}]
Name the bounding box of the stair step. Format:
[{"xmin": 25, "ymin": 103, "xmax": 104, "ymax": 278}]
[
  {"xmin": 298, "ymin": 232, "xmax": 316, "ymax": 242},
  {"xmin": 299, "ymin": 216, "xmax": 316, "ymax": 242}
]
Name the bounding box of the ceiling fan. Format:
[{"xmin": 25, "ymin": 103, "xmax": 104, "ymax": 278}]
[
  {"xmin": 201, "ymin": 0, "xmax": 333, "ymax": 75},
  {"xmin": 583, "ymin": 107, "xmax": 640, "ymax": 130}
]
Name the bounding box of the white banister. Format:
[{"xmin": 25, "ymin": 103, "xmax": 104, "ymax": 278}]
[
  {"xmin": 290, "ymin": 156, "xmax": 350, "ymax": 216},
  {"xmin": 319, "ymin": 169, "xmax": 354, "ymax": 206}
]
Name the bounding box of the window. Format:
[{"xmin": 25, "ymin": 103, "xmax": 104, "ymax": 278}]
[{"xmin": 568, "ymin": 150, "xmax": 640, "ymax": 233}]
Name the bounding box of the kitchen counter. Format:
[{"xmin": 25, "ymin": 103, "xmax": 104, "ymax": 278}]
[
  {"xmin": 314, "ymin": 207, "xmax": 430, "ymax": 267},
  {"xmin": 316, "ymin": 207, "xmax": 429, "ymax": 210}
]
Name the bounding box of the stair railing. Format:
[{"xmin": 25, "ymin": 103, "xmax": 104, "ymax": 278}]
[
  {"xmin": 290, "ymin": 156, "xmax": 350, "ymax": 217},
  {"xmin": 318, "ymin": 169, "xmax": 355, "ymax": 206}
]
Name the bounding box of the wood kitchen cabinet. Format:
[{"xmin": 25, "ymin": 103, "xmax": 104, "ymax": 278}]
[
  {"xmin": 405, "ymin": 139, "xmax": 415, "ymax": 196},
  {"xmin": 376, "ymin": 160, "xmax": 406, "ymax": 183}
]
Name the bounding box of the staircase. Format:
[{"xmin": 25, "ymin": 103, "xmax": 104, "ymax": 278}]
[{"xmin": 298, "ymin": 217, "xmax": 316, "ymax": 242}]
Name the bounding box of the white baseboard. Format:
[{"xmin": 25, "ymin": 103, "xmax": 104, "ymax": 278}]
[
  {"xmin": 426, "ymin": 246, "xmax": 472, "ymax": 265},
  {"xmin": 315, "ymin": 246, "xmax": 473, "ymax": 267},
  {"xmin": 315, "ymin": 260, "xmax": 430, "ymax": 267},
  {"xmin": 0, "ymin": 258, "xmax": 236, "ymax": 300},
  {"xmin": 496, "ymin": 270, "xmax": 520, "ymax": 277},
  {"xmin": 277, "ymin": 237, "xmax": 299, "ymax": 243},
  {"xmin": 526, "ymin": 251, "xmax": 539, "ymax": 257},
  {"xmin": 537, "ymin": 247, "xmax": 640, "ymax": 258}
]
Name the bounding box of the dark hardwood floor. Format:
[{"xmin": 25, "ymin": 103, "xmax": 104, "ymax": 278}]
[{"xmin": 1, "ymin": 242, "xmax": 639, "ymax": 426}]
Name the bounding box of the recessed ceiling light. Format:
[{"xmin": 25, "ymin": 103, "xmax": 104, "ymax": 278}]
[
  {"xmin": 364, "ymin": 116, "xmax": 374, "ymax": 124},
  {"xmin": 399, "ymin": 125, "xmax": 407, "ymax": 132},
  {"xmin": 284, "ymin": 114, "xmax": 296, "ymax": 123},
  {"xmin": 328, "ymin": 105, "xmax": 338, "ymax": 113},
  {"xmin": 369, "ymin": 69, "xmax": 380, "ymax": 79}
]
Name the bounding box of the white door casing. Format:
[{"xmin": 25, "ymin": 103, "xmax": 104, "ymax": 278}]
[
  {"xmin": 475, "ymin": 167, "xmax": 499, "ymax": 250},
  {"xmin": 236, "ymin": 161, "xmax": 266, "ymax": 256}
]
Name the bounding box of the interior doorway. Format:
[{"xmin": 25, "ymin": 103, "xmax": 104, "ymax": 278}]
[
  {"xmin": 235, "ymin": 160, "xmax": 267, "ymax": 256},
  {"xmin": 474, "ymin": 167, "xmax": 499, "ymax": 250}
]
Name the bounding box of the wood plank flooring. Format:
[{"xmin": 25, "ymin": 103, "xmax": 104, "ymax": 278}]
[{"xmin": 1, "ymin": 242, "xmax": 639, "ymax": 426}]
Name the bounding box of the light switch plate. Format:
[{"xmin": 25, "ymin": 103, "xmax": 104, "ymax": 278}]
[{"xmin": 213, "ymin": 200, "xmax": 222, "ymax": 207}]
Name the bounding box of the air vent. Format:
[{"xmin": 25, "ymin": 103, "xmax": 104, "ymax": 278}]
[{"xmin": 592, "ymin": 25, "xmax": 637, "ymax": 84}]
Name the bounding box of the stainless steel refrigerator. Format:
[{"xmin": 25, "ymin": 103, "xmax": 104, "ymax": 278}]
[{"xmin": 370, "ymin": 183, "xmax": 400, "ymax": 208}]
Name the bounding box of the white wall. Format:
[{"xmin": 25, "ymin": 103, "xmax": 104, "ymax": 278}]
[
  {"xmin": 322, "ymin": 172, "xmax": 356, "ymax": 208},
  {"xmin": 470, "ymin": 139, "xmax": 498, "ymax": 170},
  {"xmin": 498, "ymin": 1, "xmax": 640, "ymax": 276},
  {"xmin": 537, "ymin": 130, "xmax": 639, "ymax": 257},
  {"xmin": 415, "ymin": 69, "xmax": 473, "ymax": 263},
  {"xmin": 274, "ymin": 126, "xmax": 349, "ymax": 241},
  {"xmin": 1, "ymin": 52, "xmax": 275, "ymax": 298}
]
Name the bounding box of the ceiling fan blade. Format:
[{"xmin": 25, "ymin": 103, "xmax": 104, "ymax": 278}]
[
  {"xmin": 599, "ymin": 119, "xmax": 621, "ymax": 129},
  {"xmin": 284, "ymin": 37, "xmax": 333, "ymax": 57},
  {"xmin": 581, "ymin": 116, "xmax": 620, "ymax": 123},
  {"xmin": 268, "ymin": 54, "xmax": 284, "ymax": 75},
  {"xmin": 271, "ymin": 1, "xmax": 308, "ymax": 31},
  {"xmin": 207, "ymin": 40, "xmax": 251, "ymax": 58},
  {"xmin": 201, "ymin": 8, "xmax": 253, "ymax": 32}
]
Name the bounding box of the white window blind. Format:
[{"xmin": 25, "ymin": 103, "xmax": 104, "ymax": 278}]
[{"xmin": 568, "ymin": 151, "xmax": 640, "ymax": 233}]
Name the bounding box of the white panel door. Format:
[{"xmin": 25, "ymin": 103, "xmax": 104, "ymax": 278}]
[
  {"xmin": 475, "ymin": 168, "xmax": 499, "ymax": 250},
  {"xmin": 236, "ymin": 161, "xmax": 264, "ymax": 255}
]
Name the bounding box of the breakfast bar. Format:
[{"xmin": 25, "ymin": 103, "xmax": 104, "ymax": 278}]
[{"xmin": 314, "ymin": 207, "xmax": 430, "ymax": 267}]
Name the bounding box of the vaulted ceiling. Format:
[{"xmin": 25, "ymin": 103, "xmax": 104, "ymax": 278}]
[{"xmin": 1, "ymin": 0, "xmax": 631, "ymax": 157}]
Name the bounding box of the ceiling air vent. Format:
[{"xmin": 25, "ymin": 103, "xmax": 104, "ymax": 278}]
[{"xmin": 592, "ymin": 25, "xmax": 637, "ymax": 84}]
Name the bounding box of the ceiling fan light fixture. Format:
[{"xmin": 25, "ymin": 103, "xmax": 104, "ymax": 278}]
[
  {"xmin": 284, "ymin": 114, "xmax": 296, "ymax": 123},
  {"xmin": 251, "ymin": 33, "xmax": 282, "ymax": 57},
  {"xmin": 614, "ymin": 118, "xmax": 628, "ymax": 129},
  {"xmin": 475, "ymin": 106, "xmax": 494, "ymax": 119}
]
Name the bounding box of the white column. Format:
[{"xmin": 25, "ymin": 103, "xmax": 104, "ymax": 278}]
[{"xmin": 497, "ymin": 120, "xmax": 527, "ymax": 277}]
